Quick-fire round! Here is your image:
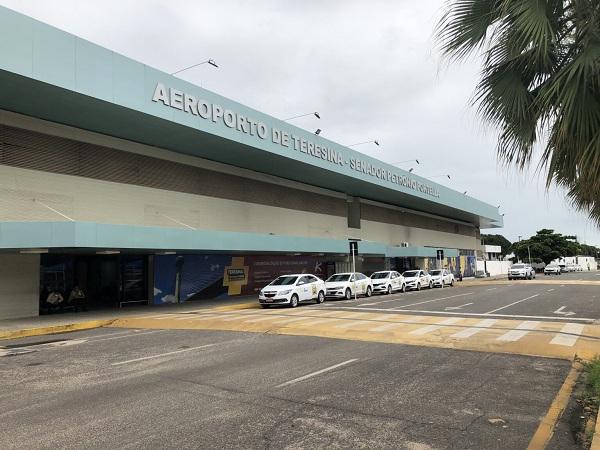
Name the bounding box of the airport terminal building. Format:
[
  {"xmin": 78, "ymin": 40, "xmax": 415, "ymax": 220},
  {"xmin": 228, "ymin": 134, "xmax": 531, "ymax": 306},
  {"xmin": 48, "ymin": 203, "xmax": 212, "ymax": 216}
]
[{"xmin": 0, "ymin": 6, "xmax": 502, "ymax": 319}]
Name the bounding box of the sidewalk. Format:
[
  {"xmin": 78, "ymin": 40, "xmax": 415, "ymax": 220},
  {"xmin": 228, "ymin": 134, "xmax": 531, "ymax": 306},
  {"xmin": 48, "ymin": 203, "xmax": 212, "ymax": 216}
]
[{"xmin": 0, "ymin": 295, "xmax": 257, "ymax": 340}]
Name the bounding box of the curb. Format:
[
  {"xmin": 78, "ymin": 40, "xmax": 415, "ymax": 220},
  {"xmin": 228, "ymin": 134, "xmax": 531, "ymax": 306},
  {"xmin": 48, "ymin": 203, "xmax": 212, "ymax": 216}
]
[
  {"xmin": 0, "ymin": 319, "xmax": 114, "ymax": 341},
  {"xmin": 527, "ymin": 361, "xmax": 582, "ymax": 450},
  {"xmin": 591, "ymin": 408, "xmax": 600, "ymax": 450}
]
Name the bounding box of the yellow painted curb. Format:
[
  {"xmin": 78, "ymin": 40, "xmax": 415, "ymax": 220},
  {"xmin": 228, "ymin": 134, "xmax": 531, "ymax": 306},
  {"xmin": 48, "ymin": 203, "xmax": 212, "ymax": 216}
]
[
  {"xmin": 527, "ymin": 361, "xmax": 582, "ymax": 450},
  {"xmin": 591, "ymin": 406, "xmax": 600, "ymax": 450},
  {"xmin": 211, "ymin": 301, "xmax": 259, "ymax": 312},
  {"xmin": 0, "ymin": 319, "xmax": 114, "ymax": 341}
]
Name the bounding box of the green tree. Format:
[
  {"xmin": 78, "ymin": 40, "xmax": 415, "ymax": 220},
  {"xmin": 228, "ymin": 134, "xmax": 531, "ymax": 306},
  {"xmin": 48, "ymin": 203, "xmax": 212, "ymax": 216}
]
[
  {"xmin": 481, "ymin": 233, "xmax": 512, "ymax": 255},
  {"xmin": 436, "ymin": 1, "xmax": 600, "ymax": 224},
  {"xmin": 512, "ymin": 229, "xmax": 580, "ymax": 264}
]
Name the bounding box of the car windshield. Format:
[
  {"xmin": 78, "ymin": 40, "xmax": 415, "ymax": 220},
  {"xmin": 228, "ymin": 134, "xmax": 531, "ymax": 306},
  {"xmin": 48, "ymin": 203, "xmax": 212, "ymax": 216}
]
[
  {"xmin": 371, "ymin": 272, "xmax": 389, "ymax": 279},
  {"xmin": 429, "ymin": 270, "xmax": 441, "ymax": 276},
  {"xmin": 327, "ymin": 274, "xmax": 350, "ymax": 282},
  {"xmin": 403, "ymin": 271, "xmax": 419, "ymax": 278},
  {"xmin": 511, "ymin": 264, "xmax": 525, "ymax": 269},
  {"xmin": 269, "ymin": 276, "xmax": 298, "ymax": 286}
]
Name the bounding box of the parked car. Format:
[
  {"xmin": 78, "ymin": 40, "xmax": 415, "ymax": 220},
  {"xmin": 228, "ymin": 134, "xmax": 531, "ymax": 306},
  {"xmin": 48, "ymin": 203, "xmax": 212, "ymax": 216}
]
[
  {"xmin": 508, "ymin": 263, "xmax": 535, "ymax": 280},
  {"xmin": 258, "ymin": 274, "xmax": 326, "ymax": 308},
  {"xmin": 544, "ymin": 264, "xmax": 561, "ymax": 275},
  {"xmin": 402, "ymin": 270, "xmax": 432, "ymax": 290},
  {"xmin": 370, "ymin": 271, "xmax": 405, "ymax": 295},
  {"xmin": 429, "ymin": 269, "xmax": 455, "ymax": 287},
  {"xmin": 325, "ymin": 272, "xmax": 373, "ymax": 300},
  {"xmin": 566, "ymin": 264, "xmax": 577, "ymax": 272}
]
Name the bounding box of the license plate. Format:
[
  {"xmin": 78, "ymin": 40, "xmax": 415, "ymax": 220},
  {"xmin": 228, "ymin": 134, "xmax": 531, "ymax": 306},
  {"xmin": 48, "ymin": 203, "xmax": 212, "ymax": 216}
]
[{"xmin": 266, "ymin": 299, "xmax": 273, "ymax": 303}]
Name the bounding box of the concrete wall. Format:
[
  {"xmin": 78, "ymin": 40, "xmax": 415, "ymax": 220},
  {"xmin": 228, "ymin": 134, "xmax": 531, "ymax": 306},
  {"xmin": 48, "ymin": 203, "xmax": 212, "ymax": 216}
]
[
  {"xmin": 476, "ymin": 260, "xmax": 511, "ymax": 277},
  {"xmin": 0, "ymin": 253, "xmax": 39, "ymax": 319}
]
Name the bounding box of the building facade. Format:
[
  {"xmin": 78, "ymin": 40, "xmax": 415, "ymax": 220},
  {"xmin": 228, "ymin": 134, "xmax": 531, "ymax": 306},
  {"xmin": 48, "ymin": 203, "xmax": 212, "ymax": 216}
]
[{"xmin": 0, "ymin": 6, "xmax": 502, "ymax": 318}]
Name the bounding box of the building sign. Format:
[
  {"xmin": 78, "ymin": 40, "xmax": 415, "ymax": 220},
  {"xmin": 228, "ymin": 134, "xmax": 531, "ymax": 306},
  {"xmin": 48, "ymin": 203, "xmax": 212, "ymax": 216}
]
[
  {"xmin": 152, "ymin": 83, "xmax": 440, "ymax": 198},
  {"xmin": 226, "ymin": 268, "xmax": 246, "ymax": 281}
]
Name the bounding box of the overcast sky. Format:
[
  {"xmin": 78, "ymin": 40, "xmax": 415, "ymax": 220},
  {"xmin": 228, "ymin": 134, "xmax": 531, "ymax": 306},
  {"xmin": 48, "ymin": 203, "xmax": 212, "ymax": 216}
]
[{"xmin": 2, "ymin": 0, "xmax": 599, "ymax": 245}]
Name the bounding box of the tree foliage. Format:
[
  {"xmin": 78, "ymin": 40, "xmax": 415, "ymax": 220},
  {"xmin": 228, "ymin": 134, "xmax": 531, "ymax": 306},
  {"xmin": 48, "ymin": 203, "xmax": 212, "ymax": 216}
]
[
  {"xmin": 481, "ymin": 233, "xmax": 512, "ymax": 255},
  {"xmin": 436, "ymin": 1, "xmax": 600, "ymax": 224},
  {"xmin": 512, "ymin": 228, "xmax": 585, "ymax": 263}
]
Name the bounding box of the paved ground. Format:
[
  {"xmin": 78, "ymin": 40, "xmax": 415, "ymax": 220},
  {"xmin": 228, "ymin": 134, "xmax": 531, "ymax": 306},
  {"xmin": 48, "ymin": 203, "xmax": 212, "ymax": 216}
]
[{"xmin": 0, "ymin": 327, "xmax": 573, "ymax": 449}]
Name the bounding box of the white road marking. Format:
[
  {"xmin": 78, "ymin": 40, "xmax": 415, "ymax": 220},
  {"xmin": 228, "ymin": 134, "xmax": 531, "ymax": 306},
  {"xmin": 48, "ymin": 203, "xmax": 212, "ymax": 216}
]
[
  {"xmin": 451, "ymin": 319, "xmax": 498, "ymax": 339},
  {"xmin": 112, "ymin": 343, "xmax": 219, "ymax": 366},
  {"xmin": 409, "ymin": 318, "xmax": 463, "ymax": 335},
  {"xmin": 325, "ymin": 306, "xmax": 595, "ymax": 322},
  {"xmin": 276, "ymin": 359, "xmax": 359, "ymax": 388},
  {"xmin": 392, "ymin": 292, "xmax": 474, "ymax": 309},
  {"xmin": 445, "ymin": 302, "xmax": 473, "ymax": 310},
  {"xmin": 550, "ymin": 323, "xmax": 585, "ymax": 347},
  {"xmin": 553, "ymin": 306, "xmax": 576, "ymax": 316},
  {"xmin": 486, "ymin": 288, "xmax": 497, "ymax": 291},
  {"xmin": 485, "ymin": 294, "xmax": 540, "ymax": 314},
  {"xmin": 497, "ymin": 321, "xmax": 540, "ymax": 342},
  {"xmin": 547, "ymin": 289, "xmax": 555, "ymax": 292}
]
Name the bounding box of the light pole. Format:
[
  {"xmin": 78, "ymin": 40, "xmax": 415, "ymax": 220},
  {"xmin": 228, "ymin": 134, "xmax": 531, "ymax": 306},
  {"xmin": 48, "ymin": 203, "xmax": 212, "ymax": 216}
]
[
  {"xmin": 170, "ymin": 59, "xmax": 219, "ymax": 76},
  {"xmin": 348, "ymin": 238, "xmax": 361, "ymax": 302},
  {"xmin": 283, "ymin": 112, "xmax": 321, "ymax": 121}
]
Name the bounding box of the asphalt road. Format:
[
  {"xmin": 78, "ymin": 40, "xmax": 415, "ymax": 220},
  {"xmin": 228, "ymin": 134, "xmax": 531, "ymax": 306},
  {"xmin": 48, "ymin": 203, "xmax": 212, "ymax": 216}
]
[
  {"xmin": 322, "ymin": 271, "xmax": 600, "ymax": 323},
  {"xmin": 0, "ymin": 327, "xmax": 573, "ymax": 450}
]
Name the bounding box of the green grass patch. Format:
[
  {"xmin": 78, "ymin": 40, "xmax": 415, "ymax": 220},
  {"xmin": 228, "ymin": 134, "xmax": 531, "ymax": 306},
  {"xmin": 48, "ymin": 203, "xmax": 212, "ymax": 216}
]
[{"xmin": 584, "ymin": 357, "xmax": 600, "ymax": 407}]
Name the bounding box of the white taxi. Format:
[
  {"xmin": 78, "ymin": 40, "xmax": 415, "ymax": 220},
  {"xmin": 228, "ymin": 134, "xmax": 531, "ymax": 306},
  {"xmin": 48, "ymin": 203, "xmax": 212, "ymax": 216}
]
[
  {"xmin": 370, "ymin": 271, "xmax": 406, "ymax": 294},
  {"xmin": 258, "ymin": 274, "xmax": 326, "ymax": 308},
  {"xmin": 402, "ymin": 270, "xmax": 432, "ymax": 291},
  {"xmin": 325, "ymin": 272, "xmax": 373, "ymax": 300},
  {"xmin": 429, "ymin": 269, "xmax": 455, "ymax": 287}
]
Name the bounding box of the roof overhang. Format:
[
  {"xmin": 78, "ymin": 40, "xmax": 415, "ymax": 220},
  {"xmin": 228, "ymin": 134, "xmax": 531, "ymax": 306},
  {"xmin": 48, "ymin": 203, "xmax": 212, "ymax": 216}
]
[{"xmin": 0, "ymin": 5, "xmax": 502, "ymax": 228}]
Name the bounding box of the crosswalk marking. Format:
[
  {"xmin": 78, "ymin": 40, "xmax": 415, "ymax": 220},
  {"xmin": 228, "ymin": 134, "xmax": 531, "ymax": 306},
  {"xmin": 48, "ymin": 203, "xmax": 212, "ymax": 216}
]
[
  {"xmin": 409, "ymin": 318, "xmax": 463, "ymax": 335},
  {"xmin": 244, "ymin": 315, "xmax": 287, "ymax": 323},
  {"xmin": 497, "ymin": 321, "xmax": 540, "ymax": 342},
  {"xmin": 188, "ymin": 314, "xmax": 231, "ymax": 321},
  {"xmin": 451, "ymin": 319, "xmax": 498, "ymax": 339},
  {"xmin": 335, "ymin": 320, "xmax": 369, "ymax": 329},
  {"xmin": 221, "ymin": 314, "xmax": 253, "ymax": 322},
  {"xmin": 371, "ymin": 322, "xmax": 404, "ymax": 332},
  {"xmin": 299, "ymin": 318, "xmax": 340, "ymax": 326},
  {"xmin": 550, "ymin": 323, "xmax": 585, "ymax": 347}
]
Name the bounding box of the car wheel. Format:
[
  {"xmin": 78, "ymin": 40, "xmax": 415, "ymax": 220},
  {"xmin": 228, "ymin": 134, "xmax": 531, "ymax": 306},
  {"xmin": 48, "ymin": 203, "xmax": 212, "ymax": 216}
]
[
  {"xmin": 450, "ymin": 279, "xmax": 454, "ymax": 287},
  {"xmin": 365, "ymin": 286, "xmax": 372, "ymax": 297},
  {"xmin": 316, "ymin": 291, "xmax": 325, "ymax": 304},
  {"xmin": 508, "ymin": 277, "xmax": 512, "ymax": 281},
  {"xmin": 290, "ymin": 294, "xmax": 299, "ymax": 308},
  {"xmin": 416, "ymin": 283, "xmax": 421, "ymax": 291},
  {"xmin": 400, "ymin": 283, "xmax": 406, "ymax": 293},
  {"xmin": 344, "ymin": 288, "xmax": 352, "ymax": 300},
  {"xmin": 429, "ymin": 281, "xmax": 433, "ymax": 289},
  {"xmin": 386, "ymin": 285, "xmax": 392, "ymax": 295}
]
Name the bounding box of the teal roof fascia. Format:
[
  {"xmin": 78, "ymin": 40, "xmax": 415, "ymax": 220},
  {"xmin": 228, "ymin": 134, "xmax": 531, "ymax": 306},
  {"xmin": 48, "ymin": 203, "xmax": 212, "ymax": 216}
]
[
  {"xmin": 0, "ymin": 221, "xmax": 458, "ymax": 258},
  {"xmin": 0, "ymin": 5, "xmax": 503, "ymax": 229}
]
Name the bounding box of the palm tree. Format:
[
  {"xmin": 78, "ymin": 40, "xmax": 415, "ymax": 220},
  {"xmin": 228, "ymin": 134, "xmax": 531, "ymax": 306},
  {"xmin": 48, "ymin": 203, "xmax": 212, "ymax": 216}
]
[{"xmin": 436, "ymin": 1, "xmax": 600, "ymax": 224}]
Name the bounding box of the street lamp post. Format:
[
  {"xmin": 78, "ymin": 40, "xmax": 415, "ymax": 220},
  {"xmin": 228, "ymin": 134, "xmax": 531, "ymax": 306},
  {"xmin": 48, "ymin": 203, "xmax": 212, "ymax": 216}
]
[
  {"xmin": 170, "ymin": 59, "xmax": 219, "ymax": 76},
  {"xmin": 283, "ymin": 112, "xmax": 321, "ymax": 121},
  {"xmin": 346, "ymin": 140, "xmax": 380, "ymax": 148}
]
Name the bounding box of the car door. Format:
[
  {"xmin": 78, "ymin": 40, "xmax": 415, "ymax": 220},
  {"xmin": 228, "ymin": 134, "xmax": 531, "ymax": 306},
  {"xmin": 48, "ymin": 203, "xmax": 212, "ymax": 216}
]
[
  {"xmin": 358, "ymin": 273, "xmax": 368, "ymax": 294},
  {"xmin": 389, "ymin": 272, "xmax": 398, "ymax": 290},
  {"xmin": 307, "ymin": 275, "xmax": 319, "ymax": 299},
  {"xmin": 420, "ymin": 271, "xmax": 429, "ymax": 286},
  {"xmin": 297, "ymin": 276, "xmax": 312, "ymax": 302}
]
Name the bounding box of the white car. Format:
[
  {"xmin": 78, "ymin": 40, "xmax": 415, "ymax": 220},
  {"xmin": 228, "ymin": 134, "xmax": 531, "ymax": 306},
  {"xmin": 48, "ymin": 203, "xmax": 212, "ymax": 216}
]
[
  {"xmin": 402, "ymin": 270, "xmax": 432, "ymax": 291},
  {"xmin": 325, "ymin": 272, "xmax": 373, "ymax": 300},
  {"xmin": 429, "ymin": 269, "xmax": 455, "ymax": 287},
  {"xmin": 544, "ymin": 264, "xmax": 561, "ymax": 275},
  {"xmin": 370, "ymin": 271, "xmax": 406, "ymax": 295},
  {"xmin": 259, "ymin": 274, "xmax": 326, "ymax": 308},
  {"xmin": 508, "ymin": 263, "xmax": 535, "ymax": 280}
]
